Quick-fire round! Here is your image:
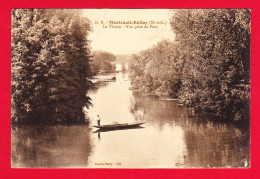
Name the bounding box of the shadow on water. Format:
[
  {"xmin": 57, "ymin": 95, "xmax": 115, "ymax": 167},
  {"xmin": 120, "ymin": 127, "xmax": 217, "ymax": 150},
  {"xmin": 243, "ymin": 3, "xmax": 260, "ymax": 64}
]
[
  {"xmin": 93, "ymin": 127, "xmax": 145, "ymax": 142},
  {"xmin": 129, "ymin": 90, "xmax": 250, "ymax": 168},
  {"xmin": 11, "ymin": 72, "xmax": 250, "ymax": 168},
  {"xmin": 11, "ymin": 124, "xmax": 93, "ymax": 168},
  {"xmin": 92, "ymin": 126, "xmax": 145, "ymax": 133}
]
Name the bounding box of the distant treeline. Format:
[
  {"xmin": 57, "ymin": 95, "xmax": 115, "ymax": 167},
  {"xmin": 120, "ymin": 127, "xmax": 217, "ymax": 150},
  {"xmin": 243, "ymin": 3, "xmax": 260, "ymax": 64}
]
[
  {"xmin": 11, "ymin": 9, "xmax": 93, "ymax": 124},
  {"xmin": 129, "ymin": 9, "xmax": 250, "ymax": 122},
  {"xmin": 90, "ymin": 51, "xmax": 116, "ymax": 74},
  {"xmin": 115, "ymin": 54, "xmax": 131, "ymax": 63}
]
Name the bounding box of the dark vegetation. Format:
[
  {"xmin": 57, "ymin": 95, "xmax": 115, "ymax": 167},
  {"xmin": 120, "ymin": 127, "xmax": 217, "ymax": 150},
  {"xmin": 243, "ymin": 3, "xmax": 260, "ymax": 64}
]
[
  {"xmin": 90, "ymin": 51, "xmax": 116, "ymax": 74},
  {"xmin": 129, "ymin": 9, "xmax": 250, "ymax": 122},
  {"xmin": 11, "ymin": 9, "xmax": 93, "ymax": 124}
]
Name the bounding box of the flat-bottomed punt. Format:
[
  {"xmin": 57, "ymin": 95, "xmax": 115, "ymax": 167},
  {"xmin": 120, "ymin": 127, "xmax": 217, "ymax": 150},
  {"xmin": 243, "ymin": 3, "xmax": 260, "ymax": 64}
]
[{"xmin": 93, "ymin": 121, "xmax": 145, "ymax": 130}]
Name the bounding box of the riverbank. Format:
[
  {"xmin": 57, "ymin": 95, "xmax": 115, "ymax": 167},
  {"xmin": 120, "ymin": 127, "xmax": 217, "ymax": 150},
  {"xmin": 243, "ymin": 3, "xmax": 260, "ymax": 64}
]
[
  {"xmin": 11, "ymin": 71, "xmax": 250, "ymax": 168},
  {"xmin": 128, "ymin": 88, "xmax": 250, "ymax": 126}
]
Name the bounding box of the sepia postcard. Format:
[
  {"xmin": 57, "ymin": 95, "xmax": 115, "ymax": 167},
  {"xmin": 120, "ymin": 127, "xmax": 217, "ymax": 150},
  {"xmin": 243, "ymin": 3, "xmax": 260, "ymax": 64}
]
[{"xmin": 11, "ymin": 8, "xmax": 250, "ymax": 169}]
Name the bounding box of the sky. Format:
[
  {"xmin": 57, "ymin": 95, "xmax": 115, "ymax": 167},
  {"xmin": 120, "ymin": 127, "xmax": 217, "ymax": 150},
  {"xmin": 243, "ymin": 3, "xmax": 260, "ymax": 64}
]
[{"xmin": 83, "ymin": 9, "xmax": 175, "ymax": 55}]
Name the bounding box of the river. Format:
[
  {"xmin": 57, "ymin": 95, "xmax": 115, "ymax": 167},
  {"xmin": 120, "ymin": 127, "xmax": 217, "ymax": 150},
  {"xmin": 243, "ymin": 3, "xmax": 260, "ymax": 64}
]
[{"xmin": 11, "ymin": 72, "xmax": 250, "ymax": 168}]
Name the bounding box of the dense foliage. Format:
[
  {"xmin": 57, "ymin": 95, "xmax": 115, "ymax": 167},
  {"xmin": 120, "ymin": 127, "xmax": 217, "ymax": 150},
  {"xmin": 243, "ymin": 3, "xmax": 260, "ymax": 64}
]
[
  {"xmin": 129, "ymin": 9, "xmax": 250, "ymax": 122},
  {"xmin": 90, "ymin": 51, "xmax": 116, "ymax": 74},
  {"xmin": 129, "ymin": 40, "xmax": 183, "ymax": 97},
  {"xmin": 11, "ymin": 9, "xmax": 93, "ymax": 124}
]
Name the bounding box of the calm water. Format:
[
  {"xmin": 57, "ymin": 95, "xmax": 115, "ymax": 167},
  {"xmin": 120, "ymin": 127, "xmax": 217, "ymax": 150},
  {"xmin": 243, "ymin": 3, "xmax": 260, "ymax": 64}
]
[{"xmin": 11, "ymin": 72, "xmax": 250, "ymax": 168}]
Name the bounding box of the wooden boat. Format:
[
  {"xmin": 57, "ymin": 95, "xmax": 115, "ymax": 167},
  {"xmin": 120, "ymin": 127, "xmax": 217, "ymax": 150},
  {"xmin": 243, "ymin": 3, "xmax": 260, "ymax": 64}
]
[{"xmin": 93, "ymin": 121, "xmax": 145, "ymax": 130}]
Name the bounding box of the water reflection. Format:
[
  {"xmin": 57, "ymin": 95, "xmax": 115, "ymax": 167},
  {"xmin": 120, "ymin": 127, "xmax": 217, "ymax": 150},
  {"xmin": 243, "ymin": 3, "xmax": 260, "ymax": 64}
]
[
  {"xmin": 129, "ymin": 90, "xmax": 250, "ymax": 168},
  {"xmin": 93, "ymin": 126, "xmax": 145, "ymax": 133},
  {"xmin": 130, "ymin": 91, "xmax": 189, "ymax": 129},
  {"xmin": 11, "ymin": 72, "xmax": 250, "ymax": 168},
  {"xmin": 182, "ymin": 119, "xmax": 249, "ymax": 168},
  {"xmin": 98, "ymin": 132, "xmax": 100, "ymax": 140},
  {"xmin": 11, "ymin": 125, "xmax": 93, "ymax": 168}
]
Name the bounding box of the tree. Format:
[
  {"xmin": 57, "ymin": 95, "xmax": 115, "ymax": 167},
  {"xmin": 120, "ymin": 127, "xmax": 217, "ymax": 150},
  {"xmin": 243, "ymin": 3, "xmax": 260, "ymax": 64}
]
[
  {"xmin": 11, "ymin": 9, "xmax": 93, "ymax": 124},
  {"xmin": 170, "ymin": 9, "xmax": 250, "ymax": 121},
  {"xmin": 128, "ymin": 40, "xmax": 183, "ymax": 97},
  {"xmin": 128, "ymin": 9, "xmax": 250, "ymax": 122},
  {"xmin": 90, "ymin": 51, "xmax": 116, "ymax": 74}
]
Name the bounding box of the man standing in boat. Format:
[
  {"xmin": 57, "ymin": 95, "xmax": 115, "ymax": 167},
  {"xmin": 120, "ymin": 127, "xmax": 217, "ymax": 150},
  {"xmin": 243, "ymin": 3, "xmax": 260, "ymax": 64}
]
[{"xmin": 97, "ymin": 115, "xmax": 101, "ymax": 126}]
